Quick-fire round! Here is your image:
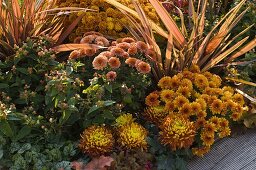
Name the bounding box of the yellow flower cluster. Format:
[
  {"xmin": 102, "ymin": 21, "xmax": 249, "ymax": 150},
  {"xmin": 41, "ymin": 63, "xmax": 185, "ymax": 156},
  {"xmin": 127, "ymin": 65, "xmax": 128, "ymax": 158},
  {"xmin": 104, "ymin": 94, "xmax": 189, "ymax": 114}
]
[
  {"xmin": 144, "ymin": 65, "xmax": 246, "ymax": 156},
  {"xmin": 79, "ymin": 114, "xmax": 148, "ymax": 156},
  {"xmin": 56, "ymin": 0, "xmax": 160, "ymax": 41}
]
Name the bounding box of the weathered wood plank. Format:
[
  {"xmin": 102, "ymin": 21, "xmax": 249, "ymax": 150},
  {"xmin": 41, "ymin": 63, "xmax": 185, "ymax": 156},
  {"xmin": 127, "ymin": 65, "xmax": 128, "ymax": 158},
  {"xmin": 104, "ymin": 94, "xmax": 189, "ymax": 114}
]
[{"xmin": 188, "ymin": 129, "xmax": 256, "ymax": 170}]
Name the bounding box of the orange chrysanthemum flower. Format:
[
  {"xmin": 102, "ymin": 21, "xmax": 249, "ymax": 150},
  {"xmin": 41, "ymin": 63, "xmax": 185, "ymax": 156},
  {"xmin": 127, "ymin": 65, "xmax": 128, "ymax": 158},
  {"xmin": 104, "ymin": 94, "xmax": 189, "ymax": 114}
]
[
  {"xmin": 136, "ymin": 61, "xmax": 151, "ymax": 74},
  {"xmin": 165, "ymin": 101, "xmax": 175, "ymax": 111},
  {"xmin": 195, "ymin": 118, "xmax": 207, "ymax": 129},
  {"xmin": 145, "ymin": 92, "xmax": 160, "ymax": 107},
  {"xmin": 197, "ymin": 110, "xmax": 207, "ymax": 118},
  {"xmin": 125, "ymin": 57, "xmax": 137, "ymax": 67},
  {"xmin": 92, "ymin": 55, "xmax": 108, "ymax": 70},
  {"xmin": 159, "ymin": 114, "xmax": 196, "ymax": 150}
]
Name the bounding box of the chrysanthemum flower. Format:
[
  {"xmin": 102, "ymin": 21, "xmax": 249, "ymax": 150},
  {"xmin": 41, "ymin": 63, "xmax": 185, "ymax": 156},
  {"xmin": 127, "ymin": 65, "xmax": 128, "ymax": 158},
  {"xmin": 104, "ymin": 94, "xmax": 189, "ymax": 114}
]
[
  {"xmin": 158, "ymin": 76, "xmax": 172, "ymax": 89},
  {"xmin": 222, "ymin": 86, "xmax": 234, "ymax": 94},
  {"xmin": 69, "ymin": 50, "xmax": 80, "ymax": 59},
  {"xmin": 192, "ymin": 146, "xmax": 211, "ymax": 157},
  {"xmin": 145, "ymin": 92, "xmax": 160, "ymax": 107},
  {"xmin": 231, "ymin": 112, "xmax": 242, "ymax": 121},
  {"xmin": 196, "ymin": 98, "xmax": 207, "ymax": 111},
  {"xmin": 117, "ymin": 42, "xmax": 131, "ymax": 50},
  {"xmin": 165, "ymin": 101, "xmax": 175, "ymax": 111},
  {"xmin": 136, "ymin": 61, "xmax": 151, "ymax": 74},
  {"xmin": 106, "ymin": 71, "xmax": 117, "ymax": 81},
  {"xmin": 180, "ymin": 78, "xmax": 193, "ymax": 90},
  {"xmin": 218, "ymin": 118, "xmax": 229, "ymax": 129},
  {"xmin": 203, "ymin": 122, "xmax": 216, "ymax": 134},
  {"xmin": 200, "ymin": 94, "xmax": 210, "ymax": 103},
  {"xmin": 79, "ymin": 126, "xmax": 114, "ymax": 157},
  {"xmin": 136, "ymin": 41, "xmax": 148, "ymax": 53},
  {"xmin": 209, "ymin": 116, "xmax": 220, "ymax": 129},
  {"xmin": 159, "ymin": 114, "xmax": 196, "ymax": 150},
  {"xmin": 92, "ymin": 55, "xmax": 108, "ymax": 70},
  {"xmin": 209, "ymin": 75, "xmax": 222, "ymax": 88},
  {"xmin": 79, "ymin": 47, "xmax": 97, "ymax": 57},
  {"xmin": 210, "ymin": 99, "xmax": 223, "ymax": 114},
  {"xmin": 122, "ymin": 37, "xmax": 135, "ymax": 43},
  {"xmin": 173, "ymin": 95, "xmax": 189, "ymax": 109},
  {"xmin": 203, "ymin": 71, "xmax": 213, "ymax": 78},
  {"xmin": 194, "ymin": 73, "xmax": 209, "ymax": 90},
  {"xmin": 200, "ymin": 132, "xmax": 214, "ymax": 146},
  {"xmin": 170, "ymin": 75, "xmax": 180, "ymax": 89},
  {"xmin": 125, "ymin": 57, "xmax": 137, "ymax": 67},
  {"xmin": 195, "ymin": 118, "xmax": 206, "ymax": 129},
  {"xmin": 221, "ymin": 91, "xmax": 233, "ymax": 102},
  {"xmin": 218, "ymin": 127, "xmax": 231, "ymax": 138},
  {"xmin": 197, "ymin": 110, "xmax": 207, "ymax": 118},
  {"xmin": 117, "ymin": 122, "xmax": 148, "ymax": 150},
  {"xmin": 232, "ymin": 93, "xmax": 245, "ymax": 105},
  {"xmin": 160, "ymin": 89, "xmax": 175, "ymax": 102},
  {"xmin": 115, "ymin": 113, "xmax": 134, "ymax": 127},
  {"xmin": 143, "ymin": 106, "xmax": 169, "ymax": 125},
  {"xmin": 110, "ymin": 47, "xmax": 125, "ymax": 57},
  {"xmin": 178, "ymin": 103, "xmax": 192, "ymax": 117},
  {"xmin": 108, "ymin": 57, "xmax": 121, "ymax": 69},
  {"xmin": 177, "ymin": 86, "xmax": 191, "ymax": 98},
  {"xmin": 191, "ymin": 102, "xmax": 202, "ymax": 115},
  {"xmin": 182, "ymin": 70, "xmax": 193, "ymax": 80},
  {"xmin": 189, "ymin": 64, "xmax": 200, "ymax": 73},
  {"xmin": 127, "ymin": 44, "xmax": 138, "ymax": 55}
]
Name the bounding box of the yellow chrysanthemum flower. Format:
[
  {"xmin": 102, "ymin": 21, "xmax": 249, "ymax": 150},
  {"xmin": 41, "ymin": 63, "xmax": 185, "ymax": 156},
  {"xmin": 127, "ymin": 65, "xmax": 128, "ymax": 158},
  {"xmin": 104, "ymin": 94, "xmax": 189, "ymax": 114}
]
[
  {"xmin": 159, "ymin": 114, "xmax": 196, "ymax": 151},
  {"xmin": 195, "ymin": 118, "xmax": 207, "ymax": 129},
  {"xmin": 180, "ymin": 78, "xmax": 193, "ymax": 90},
  {"xmin": 160, "ymin": 89, "xmax": 175, "ymax": 102},
  {"xmin": 232, "ymin": 93, "xmax": 245, "ymax": 105},
  {"xmin": 196, "ymin": 98, "xmax": 207, "ymax": 111},
  {"xmin": 194, "ymin": 73, "xmax": 209, "ymax": 90},
  {"xmin": 218, "ymin": 127, "xmax": 231, "ymax": 138},
  {"xmin": 143, "ymin": 106, "xmax": 168, "ymax": 125},
  {"xmin": 200, "ymin": 132, "xmax": 214, "ymax": 146},
  {"xmin": 191, "ymin": 102, "xmax": 202, "ymax": 115},
  {"xmin": 158, "ymin": 76, "xmax": 172, "ymax": 89},
  {"xmin": 79, "ymin": 125, "xmax": 114, "ymax": 156},
  {"xmin": 177, "ymin": 86, "xmax": 191, "ymax": 98},
  {"xmin": 192, "ymin": 146, "xmax": 211, "ymax": 157},
  {"xmin": 115, "ymin": 113, "xmax": 134, "ymax": 127},
  {"xmin": 208, "ymin": 75, "xmax": 222, "ymax": 88},
  {"xmin": 209, "ymin": 116, "xmax": 220, "ymax": 129},
  {"xmin": 170, "ymin": 75, "xmax": 180, "ymax": 89},
  {"xmin": 165, "ymin": 101, "xmax": 175, "ymax": 111},
  {"xmin": 203, "ymin": 122, "xmax": 216, "ymax": 134},
  {"xmin": 117, "ymin": 122, "xmax": 148, "ymax": 150},
  {"xmin": 222, "ymin": 86, "xmax": 234, "ymax": 94},
  {"xmin": 178, "ymin": 103, "xmax": 192, "ymax": 117},
  {"xmin": 210, "ymin": 99, "xmax": 223, "ymax": 114},
  {"xmin": 173, "ymin": 95, "xmax": 189, "ymax": 109},
  {"xmin": 189, "ymin": 64, "xmax": 201, "ymax": 73}
]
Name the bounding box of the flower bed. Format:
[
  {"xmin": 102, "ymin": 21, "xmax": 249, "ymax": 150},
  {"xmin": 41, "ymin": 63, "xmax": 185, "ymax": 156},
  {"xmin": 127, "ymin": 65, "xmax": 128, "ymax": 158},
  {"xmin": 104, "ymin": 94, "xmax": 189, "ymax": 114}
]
[{"xmin": 0, "ymin": 0, "xmax": 255, "ymax": 169}]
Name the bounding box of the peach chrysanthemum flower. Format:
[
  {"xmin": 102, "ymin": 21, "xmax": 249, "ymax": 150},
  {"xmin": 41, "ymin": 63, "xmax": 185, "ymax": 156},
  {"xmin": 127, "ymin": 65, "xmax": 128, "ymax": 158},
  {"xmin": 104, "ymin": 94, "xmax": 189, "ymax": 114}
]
[
  {"xmin": 127, "ymin": 44, "xmax": 138, "ymax": 55},
  {"xmin": 69, "ymin": 50, "xmax": 81, "ymax": 59},
  {"xmin": 110, "ymin": 47, "xmax": 125, "ymax": 57},
  {"xmin": 136, "ymin": 41, "xmax": 148, "ymax": 53},
  {"xmin": 125, "ymin": 57, "xmax": 137, "ymax": 67},
  {"xmin": 79, "ymin": 47, "xmax": 96, "ymax": 57},
  {"xmin": 106, "ymin": 71, "xmax": 117, "ymax": 81},
  {"xmin": 136, "ymin": 61, "xmax": 151, "ymax": 74},
  {"xmin": 117, "ymin": 42, "xmax": 131, "ymax": 50},
  {"xmin": 122, "ymin": 37, "xmax": 135, "ymax": 43},
  {"xmin": 108, "ymin": 57, "xmax": 121, "ymax": 69},
  {"xmin": 92, "ymin": 55, "xmax": 108, "ymax": 70}
]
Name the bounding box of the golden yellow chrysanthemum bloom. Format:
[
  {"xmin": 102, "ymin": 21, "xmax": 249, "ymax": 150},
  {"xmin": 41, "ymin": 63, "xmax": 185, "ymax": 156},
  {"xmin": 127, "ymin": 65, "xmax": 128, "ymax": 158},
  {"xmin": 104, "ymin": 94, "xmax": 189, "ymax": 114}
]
[
  {"xmin": 194, "ymin": 73, "xmax": 209, "ymax": 90},
  {"xmin": 143, "ymin": 106, "xmax": 169, "ymax": 125},
  {"xmin": 79, "ymin": 125, "xmax": 114, "ymax": 157},
  {"xmin": 158, "ymin": 76, "xmax": 172, "ymax": 89},
  {"xmin": 145, "ymin": 92, "xmax": 160, "ymax": 107},
  {"xmin": 192, "ymin": 146, "xmax": 211, "ymax": 157},
  {"xmin": 117, "ymin": 122, "xmax": 148, "ymax": 150},
  {"xmin": 159, "ymin": 114, "xmax": 196, "ymax": 151},
  {"xmin": 56, "ymin": 0, "xmax": 160, "ymax": 40},
  {"xmin": 115, "ymin": 113, "xmax": 134, "ymax": 127},
  {"xmin": 160, "ymin": 89, "xmax": 175, "ymax": 102}
]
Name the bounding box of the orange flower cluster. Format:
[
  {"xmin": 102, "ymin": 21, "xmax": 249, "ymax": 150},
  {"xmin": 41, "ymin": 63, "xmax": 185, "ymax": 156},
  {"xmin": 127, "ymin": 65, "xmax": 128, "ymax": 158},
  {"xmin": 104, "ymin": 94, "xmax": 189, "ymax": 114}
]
[{"xmin": 144, "ymin": 65, "xmax": 247, "ymax": 156}]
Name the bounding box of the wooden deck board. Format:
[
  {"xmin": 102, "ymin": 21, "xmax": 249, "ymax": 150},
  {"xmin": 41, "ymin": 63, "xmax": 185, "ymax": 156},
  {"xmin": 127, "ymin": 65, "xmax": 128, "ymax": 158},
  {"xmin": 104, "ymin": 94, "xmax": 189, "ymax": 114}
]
[{"xmin": 187, "ymin": 129, "xmax": 256, "ymax": 170}]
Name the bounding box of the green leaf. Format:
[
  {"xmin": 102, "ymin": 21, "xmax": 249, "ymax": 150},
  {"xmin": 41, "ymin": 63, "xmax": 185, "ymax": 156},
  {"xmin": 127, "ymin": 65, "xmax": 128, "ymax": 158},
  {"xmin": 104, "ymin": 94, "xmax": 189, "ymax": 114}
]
[
  {"xmin": 18, "ymin": 143, "xmax": 31, "ymax": 154},
  {"xmin": 123, "ymin": 94, "xmax": 133, "ymax": 104},
  {"xmin": 88, "ymin": 105, "xmax": 100, "ymax": 115},
  {"xmin": 16, "ymin": 67, "xmax": 28, "ymax": 75},
  {"xmin": 103, "ymin": 110, "xmax": 115, "ymax": 120},
  {"xmin": 105, "ymin": 84, "xmax": 113, "ymax": 93},
  {"xmin": 14, "ymin": 125, "xmax": 31, "ymax": 141},
  {"xmin": 103, "ymin": 100, "xmax": 116, "ymax": 106},
  {"xmin": 59, "ymin": 111, "xmax": 71, "ymax": 125},
  {"xmin": 0, "ymin": 120, "xmax": 14, "ymax": 138},
  {"xmin": 0, "ymin": 149, "xmax": 3, "ymax": 159},
  {"xmin": 0, "ymin": 83, "xmax": 9, "ymax": 89}
]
